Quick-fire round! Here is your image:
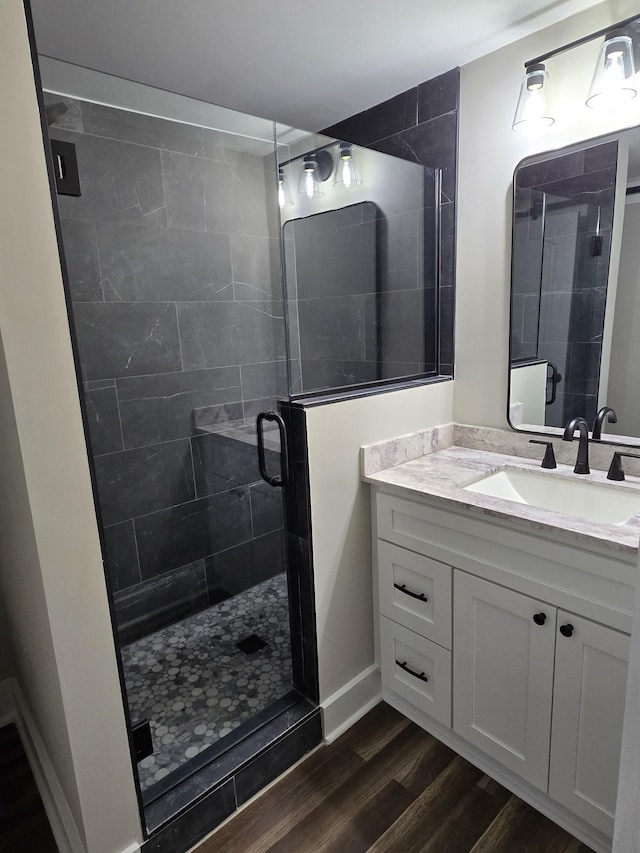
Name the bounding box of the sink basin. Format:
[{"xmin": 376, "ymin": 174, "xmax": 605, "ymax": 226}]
[{"xmin": 463, "ymin": 467, "xmax": 640, "ymax": 526}]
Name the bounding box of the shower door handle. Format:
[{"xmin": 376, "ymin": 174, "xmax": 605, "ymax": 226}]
[{"xmin": 256, "ymin": 412, "xmax": 289, "ymax": 488}]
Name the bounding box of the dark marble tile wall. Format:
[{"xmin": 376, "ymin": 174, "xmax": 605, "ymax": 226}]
[
  {"xmin": 323, "ymin": 68, "xmax": 459, "ymax": 375},
  {"xmin": 46, "ymin": 94, "xmax": 288, "ymax": 637},
  {"xmin": 512, "ymin": 141, "xmax": 617, "ymax": 426}
]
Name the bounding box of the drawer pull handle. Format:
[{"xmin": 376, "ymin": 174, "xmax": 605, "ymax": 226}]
[
  {"xmin": 560, "ymin": 623, "xmax": 574, "ymax": 638},
  {"xmin": 532, "ymin": 612, "xmax": 547, "ymax": 626},
  {"xmin": 394, "ymin": 582, "xmax": 428, "ymax": 603},
  {"xmin": 396, "ymin": 660, "xmax": 429, "ymax": 683}
]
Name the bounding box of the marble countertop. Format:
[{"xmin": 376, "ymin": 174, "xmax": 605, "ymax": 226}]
[{"xmin": 364, "ymin": 445, "xmax": 640, "ymax": 557}]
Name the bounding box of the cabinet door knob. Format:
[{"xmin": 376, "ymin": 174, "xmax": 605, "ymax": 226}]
[
  {"xmin": 559, "ymin": 623, "xmax": 574, "ymax": 638},
  {"xmin": 532, "ymin": 612, "xmax": 547, "ymax": 625}
]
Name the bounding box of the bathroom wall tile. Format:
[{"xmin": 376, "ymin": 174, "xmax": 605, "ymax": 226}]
[
  {"xmin": 230, "ymin": 234, "xmax": 282, "ymax": 300},
  {"xmin": 135, "ymin": 488, "xmax": 252, "ymax": 578},
  {"xmin": 243, "ymin": 396, "xmax": 284, "ymax": 422},
  {"xmin": 298, "ymin": 294, "xmax": 376, "ymax": 363},
  {"xmin": 379, "ymin": 289, "xmax": 426, "ymax": 366},
  {"xmin": 103, "ymin": 520, "xmax": 140, "ymax": 591},
  {"xmin": 234, "ymin": 711, "xmax": 322, "ymax": 805},
  {"xmin": 73, "ymin": 302, "xmax": 182, "ymax": 380},
  {"xmin": 114, "ymin": 560, "xmax": 208, "ymax": 643},
  {"xmin": 50, "ymin": 129, "xmax": 166, "ymax": 225},
  {"xmin": 322, "ymin": 88, "xmax": 418, "ymax": 146},
  {"xmin": 116, "ymin": 366, "xmax": 241, "ymax": 449},
  {"xmin": 439, "ymin": 201, "xmax": 455, "ymax": 289},
  {"xmin": 371, "ymin": 112, "xmax": 457, "ymax": 204},
  {"xmin": 300, "ymin": 359, "xmax": 379, "ymax": 392},
  {"xmin": 96, "ymin": 222, "xmax": 233, "ymax": 302},
  {"xmin": 60, "ymin": 219, "xmax": 102, "ymax": 302},
  {"xmin": 203, "ymin": 129, "xmax": 225, "ymax": 161},
  {"xmin": 80, "ymin": 101, "xmax": 205, "ymax": 156},
  {"xmin": 161, "ymin": 150, "xmax": 207, "ymax": 231},
  {"xmin": 43, "ymin": 92, "xmax": 84, "ymax": 132},
  {"xmin": 292, "ymin": 210, "xmax": 377, "ymax": 300},
  {"xmin": 539, "ymin": 291, "xmax": 592, "ymax": 344},
  {"xmin": 583, "ymin": 140, "xmax": 618, "ymax": 173},
  {"xmin": 383, "ymin": 210, "xmax": 420, "ymax": 291},
  {"xmin": 177, "ymin": 300, "xmax": 285, "ymax": 370},
  {"xmin": 250, "ymin": 482, "xmax": 285, "ymax": 538},
  {"xmin": 517, "ymin": 150, "xmax": 585, "ymax": 189},
  {"xmin": 204, "ymin": 160, "xmax": 270, "ymax": 236},
  {"xmin": 192, "ymin": 403, "xmax": 245, "ymax": 435},
  {"xmin": 417, "ymin": 68, "xmax": 459, "ymax": 124},
  {"xmin": 140, "ymin": 780, "xmax": 235, "ymax": 853},
  {"xmin": 191, "ymin": 432, "xmax": 262, "ymax": 496},
  {"xmin": 205, "ymin": 529, "xmax": 285, "ymax": 598},
  {"xmin": 84, "ymin": 386, "xmax": 123, "ymax": 456},
  {"xmin": 240, "ymin": 361, "xmax": 288, "ymax": 402},
  {"xmin": 439, "ymin": 284, "xmax": 455, "ymax": 369},
  {"xmin": 94, "ymin": 439, "xmax": 195, "ymax": 526}
]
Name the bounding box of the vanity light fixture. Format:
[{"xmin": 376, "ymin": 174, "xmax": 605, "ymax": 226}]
[
  {"xmin": 278, "ymin": 168, "xmax": 294, "ymax": 208},
  {"xmin": 297, "ymin": 149, "xmax": 333, "ymax": 199},
  {"xmin": 334, "ymin": 142, "xmax": 362, "ymax": 187},
  {"xmin": 513, "ymin": 12, "xmax": 640, "ymax": 132},
  {"xmin": 586, "ymin": 30, "xmax": 636, "ymax": 109},
  {"xmin": 512, "ymin": 63, "xmax": 555, "ymax": 134}
]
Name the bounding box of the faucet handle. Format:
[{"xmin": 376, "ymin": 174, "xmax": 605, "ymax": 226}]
[
  {"xmin": 529, "ymin": 439, "xmax": 557, "ymax": 469},
  {"xmin": 607, "ymin": 451, "xmax": 640, "ymax": 481}
]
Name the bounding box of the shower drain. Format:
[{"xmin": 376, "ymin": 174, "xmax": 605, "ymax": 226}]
[{"xmin": 236, "ymin": 634, "xmax": 269, "ymax": 655}]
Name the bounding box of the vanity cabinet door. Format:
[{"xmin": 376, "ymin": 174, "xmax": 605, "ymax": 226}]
[
  {"xmin": 549, "ymin": 613, "xmax": 630, "ymax": 837},
  {"xmin": 453, "ymin": 571, "xmax": 556, "ymax": 791}
]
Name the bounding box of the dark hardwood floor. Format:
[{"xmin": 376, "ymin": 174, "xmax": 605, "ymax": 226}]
[
  {"xmin": 199, "ymin": 702, "xmax": 595, "ymax": 853},
  {"xmin": 0, "ymin": 723, "xmax": 58, "ymax": 853}
]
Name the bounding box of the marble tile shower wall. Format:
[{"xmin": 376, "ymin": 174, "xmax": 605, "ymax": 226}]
[
  {"xmin": 46, "ymin": 94, "xmax": 287, "ymax": 639},
  {"xmin": 324, "ymin": 67, "xmax": 459, "ymax": 375}
]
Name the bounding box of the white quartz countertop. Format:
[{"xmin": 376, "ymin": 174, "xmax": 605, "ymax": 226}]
[{"xmin": 364, "ymin": 445, "xmax": 640, "ymax": 557}]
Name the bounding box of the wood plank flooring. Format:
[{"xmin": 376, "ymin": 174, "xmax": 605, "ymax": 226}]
[
  {"xmin": 198, "ymin": 702, "xmax": 595, "ymax": 853},
  {"xmin": 0, "ymin": 723, "xmax": 58, "ymax": 853}
]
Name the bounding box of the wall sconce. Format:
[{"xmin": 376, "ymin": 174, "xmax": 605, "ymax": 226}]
[
  {"xmin": 586, "ymin": 30, "xmax": 636, "ymax": 109},
  {"xmin": 334, "ymin": 142, "xmax": 362, "ymax": 187},
  {"xmin": 512, "ymin": 63, "xmax": 554, "ymax": 134},
  {"xmin": 297, "ymin": 150, "xmax": 333, "ymax": 199},
  {"xmin": 278, "ymin": 168, "xmax": 294, "ymax": 208},
  {"xmin": 513, "ymin": 14, "xmax": 640, "ymax": 132}
]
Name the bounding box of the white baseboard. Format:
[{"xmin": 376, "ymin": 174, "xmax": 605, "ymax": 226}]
[
  {"xmin": 12, "ymin": 680, "xmax": 87, "ymax": 853},
  {"xmin": 0, "ymin": 676, "xmax": 16, "ymax": 726},
  {"xmin": 321, "ymin": 664, "xmax": 382, "ymax": 743}
]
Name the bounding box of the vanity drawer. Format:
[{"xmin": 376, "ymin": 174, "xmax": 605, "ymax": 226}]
[
  {"xmin": 380, "ymin": 616, "xmax": 451, "ymax": 728},
  {"xmin": 378, "ymin": 540, "xmax": 452, "ymax": 648}
]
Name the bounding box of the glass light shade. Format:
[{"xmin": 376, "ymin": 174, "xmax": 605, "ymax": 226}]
[
  {"xmin": 297, "ymin": 157, "xmax": 324, "ymax": 199},
  {"xmin": 512, "ymin": 63, "xmax": 555, "ymax": 134},
  {"xmin": 334, "ymin": 143, "xmax": 362, "ymax": 188},
  {"xmin": 586, "ymin": 32, "xmax": 636, "ymax": 109},
  {"xmin": 278, "ymin": 168, "xmax": 293, "ymax": 208}
]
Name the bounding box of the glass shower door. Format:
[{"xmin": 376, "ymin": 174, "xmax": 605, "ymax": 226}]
[{"xmin": 43, "ymin": 79, "xmax": 296, "ymax": 800}]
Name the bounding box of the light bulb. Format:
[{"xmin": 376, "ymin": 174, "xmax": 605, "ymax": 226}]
[
  {"xmin": 586, "ymin": 31, "xmax": 636, "ymax": 109},
  {"xmin": 277, "ymin": 167, "xmax": 293, "ymax": 208},
  {"xmin": 512, "ymin": 63, "xmax": 554, "ymax": 133},
  {"xmin": 304, "ymin": 166, "xmax": 315, "ymax": 199},
  {"xmin": 334, "ymin": 142, "xmax": 362, "ymax": 187}
]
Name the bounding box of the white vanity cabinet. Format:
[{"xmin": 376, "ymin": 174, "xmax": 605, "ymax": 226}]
[{"xmin": 373, "ymin": 488, "xmax": 636, "ymax": 850}]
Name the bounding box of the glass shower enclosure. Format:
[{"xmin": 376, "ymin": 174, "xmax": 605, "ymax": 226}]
[{"xmin": 41, "ymin": 64, "xmax": 304, "ymax": 812}]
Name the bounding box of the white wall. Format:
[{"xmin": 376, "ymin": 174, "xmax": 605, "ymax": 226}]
[
  {"xmin": 0, "ymin": 2, "xmax": 142, "ymax": 851},
  {"xmin": 306, "ymin": 380, "xmax": 453, "ymax": 701},
  {"xmin": 455, "ymin": 0, "xmax": 640, "ymax": 429}
]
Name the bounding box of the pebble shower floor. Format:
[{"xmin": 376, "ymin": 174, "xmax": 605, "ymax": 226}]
[{"xmin": 120, "ymin": 573, "xmax": 293, "ymax": 792}]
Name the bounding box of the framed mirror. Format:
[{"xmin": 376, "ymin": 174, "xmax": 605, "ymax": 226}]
[{"xmin": 509, "ymin": 128, "xmax": 640, "ymax": 446}]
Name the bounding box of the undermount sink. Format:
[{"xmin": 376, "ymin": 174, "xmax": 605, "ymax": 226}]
[{"xmin": 463, "ymin": 467, "xmax": 640, "ymax": 526}]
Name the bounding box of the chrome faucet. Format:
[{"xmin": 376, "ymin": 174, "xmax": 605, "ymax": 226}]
[
  {"xmin": 592, "ymin": 406, "xmax": 617, "ymax": 440},
  {"xmin": 562, "ymin": 416, "xmax": 590, "ymax": 474}
]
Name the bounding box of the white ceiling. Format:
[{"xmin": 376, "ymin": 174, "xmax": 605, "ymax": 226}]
[{"xmin": 29, "ymin": 0, "xmax": 605, "ymax": 132}]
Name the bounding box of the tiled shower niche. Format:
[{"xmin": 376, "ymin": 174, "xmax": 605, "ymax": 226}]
[{"xmin": 46, "ymin": 94, "xmax": 287, "ymax": 641}]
